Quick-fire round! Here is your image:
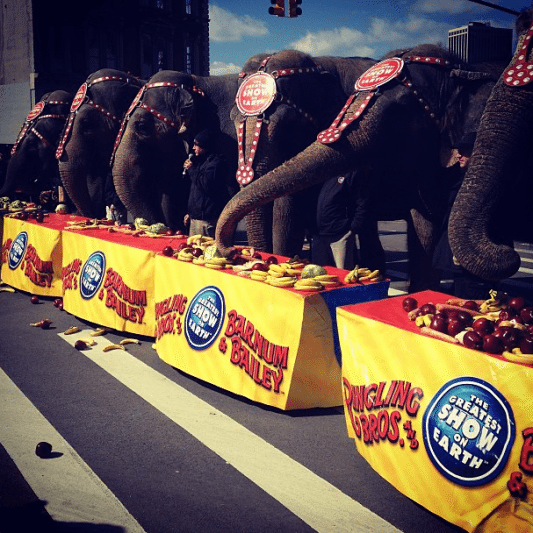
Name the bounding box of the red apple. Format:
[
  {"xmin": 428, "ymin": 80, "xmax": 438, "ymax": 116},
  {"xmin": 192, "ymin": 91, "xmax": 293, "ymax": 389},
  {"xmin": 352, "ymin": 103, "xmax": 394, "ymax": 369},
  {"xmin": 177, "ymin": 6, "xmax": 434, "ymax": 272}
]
[
  {"xmin": 493, "ymin": 326, "xmax": 521, "ymax": 350},
  {"xmin": 499, "ymin": 309, "xmax": 517, "ymax": 322},
  {"xmin": 35, "ymin": 212, "xmax": 44, "ymax": 223},
  {"xmin": 402, "ymin": 297, "xmax": 418, "ymax": 312},
  {"xmin": 30, "ymin": 295, "xmax": 39, "ymax": 304},
  {"xmin": 430, "ymin": 314, "xmax": 448, "ymax": 333},
  {"xmin": 509, "ymin": 296, "xmax": 526, "ymax": 312},
  {"xmin": 251, "ymin": 262, "xmax": 268, "ymax": 272},
  {"xmin": 165, "ymin": 229, "xmax": 174, "ymax": 236},
  {"xmin": 35, "ymin": 441, "xmax": 52, "ymax": 458},
  {"xmin": 39, "ymin": 318, "xmax": 52, "ymax": 329},
  {"xmin": 463, "ymin": 331, "xmax": 483, "ymax": 350},
  {"xmin": 519, "ymin": 335, "xmax": 533, "ymax": 354},
  {"xmin": 472, "ymin": 317, "xmax": 494, "ymax": 337},
  {"xmin": 162, "ymin": 246, "xmax": 174, "ymax": 257},
  {"xmin": 265, "ymin": 255, "xmax": 278, "ymax": 265},
  {"xmin": 462, "ymin": 300, "xmax": 479, "ymax": 311},
  {"xmin": 54, "ymin": 298, "xmax": 62, "ymax": 307},
  {"xmin": 252, "ymin": 252, "xmax": 263, "ymax": 260},
  {"xmin": 419, "ymin": 303, "xmax": 436, "ymax": 316},
  {"xmin": 191, "ymin": 247, "xmax": 203, "ymax": 258},
  {"xmin": 482, "ymin": 334, "xmax": 504, "ymax": 354},
  {"xmin": 75, "ymin": 340, "xmax": 88, "ymax": 350},
  {"xmin": 520, "ymin": 307, "xmax": 533, "ymax": 325},
  {"xmin": 447, "ymin": 319, "xmax": 466, "ymax": 337}
]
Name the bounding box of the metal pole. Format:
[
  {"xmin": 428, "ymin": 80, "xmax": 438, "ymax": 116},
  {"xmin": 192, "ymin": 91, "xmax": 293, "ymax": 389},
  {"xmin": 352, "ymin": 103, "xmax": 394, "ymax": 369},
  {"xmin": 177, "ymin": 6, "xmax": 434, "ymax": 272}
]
[{"xmin": 465, "ymin": 0, "xmax": 520, "ymax": 16}]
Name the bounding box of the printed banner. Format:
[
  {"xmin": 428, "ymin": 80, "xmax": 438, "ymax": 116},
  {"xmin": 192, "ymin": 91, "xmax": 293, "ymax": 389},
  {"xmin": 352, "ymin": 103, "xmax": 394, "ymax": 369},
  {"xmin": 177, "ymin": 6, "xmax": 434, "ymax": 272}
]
[
  {"xmin": 1, "ymin": 215, "xmax": 65, "ymax": 297},
  {"xmin": 154, "ymin": 255, "xmax": 389, "ymax": 410},
  {"xmin": 338, "ymin": 291, "xmax": 533, "ymax": 532},
  {"xmin": 61, "ymin": 230, "xmax": 156, "ymax": 336}
]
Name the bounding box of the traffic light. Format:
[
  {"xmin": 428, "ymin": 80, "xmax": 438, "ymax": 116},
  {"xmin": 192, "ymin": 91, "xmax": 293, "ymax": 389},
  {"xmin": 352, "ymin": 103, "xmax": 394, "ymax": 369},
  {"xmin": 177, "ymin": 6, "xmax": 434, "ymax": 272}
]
[
  {"xmin": 288, "ymin": 0, "xmax": 302, "ymax": 17},
  {"xmin": 269, "ymin": 0, "xmax": 285, "ymax": 17}
]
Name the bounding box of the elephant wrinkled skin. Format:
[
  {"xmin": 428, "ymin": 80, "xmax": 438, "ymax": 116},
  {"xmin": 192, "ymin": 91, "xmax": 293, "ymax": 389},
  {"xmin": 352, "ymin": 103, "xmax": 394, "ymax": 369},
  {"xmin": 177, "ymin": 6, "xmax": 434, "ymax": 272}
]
[
  {"xmin": 57, "ymin": 69, "xmax": 144, "ymax": 219},
  {"xmin": 112, "ymin": 70, "xmax": 239, "ymax": 231},
  {"xmin": 216, "ymin": 44, "xmax": 503, "ymax": 291},
  {"xmin": 1, "ymin": 91, "xmax": 72, "ymax": 202},
  {"xmin": 449, "ymin": 6, "xmax": 533, "ymax": 282}
]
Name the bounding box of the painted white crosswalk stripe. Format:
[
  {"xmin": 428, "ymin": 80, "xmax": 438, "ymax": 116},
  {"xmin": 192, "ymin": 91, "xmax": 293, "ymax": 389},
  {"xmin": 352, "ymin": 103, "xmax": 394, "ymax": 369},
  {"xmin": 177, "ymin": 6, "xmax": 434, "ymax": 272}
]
[
  {"xmin": 0, "ymin": 367, "xmax": 147, "ymax": 532},
  {"xmin": 59, "ymin": 330, "xmax": 402, "ymax": 533}
]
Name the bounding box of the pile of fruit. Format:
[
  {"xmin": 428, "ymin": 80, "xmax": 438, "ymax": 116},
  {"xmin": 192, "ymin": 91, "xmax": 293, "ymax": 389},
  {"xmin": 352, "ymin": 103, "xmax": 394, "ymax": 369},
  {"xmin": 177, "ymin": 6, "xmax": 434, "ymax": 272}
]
[
  {"xmin": 402, "ymin": 290, "xmax": 533, "ymax": 365},
  {"xmin": 66, "ymin": 217, "xmax": 178, "ymax": 237},
  {"xmin": 3, "ymin": 198, "xmax": 47, "ymax": 222},
  {"xmin": 162, "ymin": 237, "xmax": 384, "ymax": 292}
]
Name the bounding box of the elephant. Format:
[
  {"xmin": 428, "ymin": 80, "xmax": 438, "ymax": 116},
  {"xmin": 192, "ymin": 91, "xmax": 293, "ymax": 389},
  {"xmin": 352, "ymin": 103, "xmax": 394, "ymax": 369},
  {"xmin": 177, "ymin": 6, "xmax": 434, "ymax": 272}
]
[
  {"xmin": 111, "ymin": 70, "xmax": 240, "ymax": 232},
  {"xmin": 230, "ymin": 49, "xmax": 377, "ymax": 257},
  {"xmin": 56, "ymin": 69, "xmax": 145, "ymax": 219},
  {"xmin": 215, "ymin": 44, "xmax": 503, "ymax": 291},
  {"xmin": 449, "ymin": 5, "xmax": 533, "ymax": 283},
  {"xmin": 1, "ymin": 90, "xmax": 72, "ymax": 205}
]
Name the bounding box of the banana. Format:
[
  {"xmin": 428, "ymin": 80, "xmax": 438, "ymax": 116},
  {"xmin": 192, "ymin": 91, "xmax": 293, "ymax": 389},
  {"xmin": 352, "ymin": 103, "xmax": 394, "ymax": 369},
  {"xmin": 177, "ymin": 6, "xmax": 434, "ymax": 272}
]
[
  {"xmin": 267, "ymin": 276, "xmax": 296, "ymax": 287},
  {"xmin": 294, "ymin": 279, "xmax": 324, "ymax": 291},
  {"xmin": 286, "ymin": 262, "xmax": 306, "ymax": 270},
  {"xmin": 90, "ymin": 327, "xmax": 110, "ymax": 336},
  {"xmin": 187, "ymin": 234, "xmax": 202, "ymax": 245},
  {"xmin": 267, "ymin": 269, "xmax": 285, "ymax": 278},
  {"xmin": 0, "ymin": 286, "xmax": 15, "ymax": 292},
  {"xmin": 78, "ymin": 337, "xmax": 97, "ymax": 346},
  {"xmin": 502, "ymin": 350, "xmax": 533, "ymax": 365},
  {"xmin": 285, "ymin": 268, "xmax": 303, "ymax": 276},
  {"xmin": 120, "ymin": 338, "xmax": 140, "ymax": 345},
  {"xmin": 192, "ymin": 257, "xmax": 206, "ymax": 265},
  {"xmin": 204, "ymin": 262, "xmax": 224, "ymax": 270},
  {"xmin": 344, "ymin": 270, "xmax": 356, "ymax": 284},
  {"xmin": 103, "ymin": 344, "xmax": 126, "ymax": 352},
  {"xmin": 317, "ymin": 279, "xmax": 340, "ymax": 286},
  {"xmin": 64, "ymin": 326, "xmax": 80, "ymax": 335},
  {"xmin": 268, "ymin": 263, "xmax": 287, "ymax": 274},
  {"xmin": 250, "ymin": 270, "xmax": 268, "ymax": 281},
  {"xmin": 314, "ymin": 274, "xmax": 340, "ymax": 283},
  {"xmin": 206, "ymin": 257, "xmax": 230, "ymax": 265},
  {"xmin": 177, "ymin": 250, "xmax": 194, "ymax": 262}
]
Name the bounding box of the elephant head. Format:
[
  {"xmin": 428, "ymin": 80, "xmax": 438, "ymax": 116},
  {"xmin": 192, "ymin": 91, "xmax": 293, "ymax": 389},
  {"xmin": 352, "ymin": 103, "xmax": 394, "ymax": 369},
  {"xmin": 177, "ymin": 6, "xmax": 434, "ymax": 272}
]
[
  {"xmin": 217, "ymin": 44, "xmax": 499, "ymax": 289},
  {"xmin": 231, "ymin": 49, "xmax": 376, "ymax": 256},
  {"xmin": 1, "ymin": 90, "xmax": 72, "ymax": 201},
  {"xmin": 449, "ymin": 6, "xmax": 533, "ymax": 282},
  {"xmin": 112, "ymin": 70, "xmax": 239, "ymax": 230},
  {"xmin": 56, "ymin": 69, "xmax": 144, "ymax": 219}
]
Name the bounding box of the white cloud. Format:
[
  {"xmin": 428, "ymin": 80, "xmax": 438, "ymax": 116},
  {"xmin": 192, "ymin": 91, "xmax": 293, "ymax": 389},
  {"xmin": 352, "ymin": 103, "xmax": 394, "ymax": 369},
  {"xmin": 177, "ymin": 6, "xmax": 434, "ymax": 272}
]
[
  {"xmin": 209, "ymin": 5, "xmax": 269, "ymax": 43},
  {"xmin": 210, "ymin": 61, "xmax": 242, "ymax": 76},
  {"xmin": 289, "ymin": 28, "xmax": 376, "ymax": 57},
  {"xmin": 289, "ymin": 15, "xmax": 454, "ymax": 58}
]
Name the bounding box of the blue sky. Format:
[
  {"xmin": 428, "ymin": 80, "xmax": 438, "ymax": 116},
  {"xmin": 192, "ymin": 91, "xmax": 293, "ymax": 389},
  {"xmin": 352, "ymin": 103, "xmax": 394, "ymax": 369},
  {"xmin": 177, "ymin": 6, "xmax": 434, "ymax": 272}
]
[{"xmin": 208, "ymin": 0, "xmax": 530, "ymax": 74}]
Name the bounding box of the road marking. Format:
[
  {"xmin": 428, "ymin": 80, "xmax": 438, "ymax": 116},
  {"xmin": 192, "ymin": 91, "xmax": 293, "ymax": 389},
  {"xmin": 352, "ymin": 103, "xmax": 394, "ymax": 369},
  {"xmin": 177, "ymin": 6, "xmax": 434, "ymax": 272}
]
[
  {"xmin": 0, "ymin": 368, "xmax": 146, "ymax": 532},
  {"xmin": 59, "ymin": 331, "xmax": 402, "ymax": 533}
]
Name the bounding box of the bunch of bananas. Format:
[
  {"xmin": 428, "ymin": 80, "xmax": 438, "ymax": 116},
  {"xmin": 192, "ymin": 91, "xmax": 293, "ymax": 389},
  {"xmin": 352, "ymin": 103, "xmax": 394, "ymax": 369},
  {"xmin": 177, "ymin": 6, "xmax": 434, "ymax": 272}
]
[
  {"xmin": 478, "ymin": 289, "xmax": 508, "ymax": 314},
  {"xmin": 344, "ymin": 266, "xmax": 383, "ymax": 284},
  {"xmin": 187, "ymin": 234, "xmax": 215, "ymax": 247},
  {"xmin": 293, "ymin": 278, "xmax": 324, "ymax": 291},
  {"xmin": 177, "ymin": 248, "xmax": 194, "ymax": 262},
  {"xmin": 204, "ymin": 257, "xmax": 232, "ymax": 270}
]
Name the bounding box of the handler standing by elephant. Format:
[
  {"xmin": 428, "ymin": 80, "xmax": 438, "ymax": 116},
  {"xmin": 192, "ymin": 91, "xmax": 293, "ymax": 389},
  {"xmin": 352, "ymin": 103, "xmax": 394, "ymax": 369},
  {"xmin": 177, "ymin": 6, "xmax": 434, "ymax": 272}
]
[
  {"xmin": 183, "ymin": 130, "xmax": 230, "ymax": 238},
  {"xmin": 311, "ymin": 169, "xmax": 385, "ymax": 272}
]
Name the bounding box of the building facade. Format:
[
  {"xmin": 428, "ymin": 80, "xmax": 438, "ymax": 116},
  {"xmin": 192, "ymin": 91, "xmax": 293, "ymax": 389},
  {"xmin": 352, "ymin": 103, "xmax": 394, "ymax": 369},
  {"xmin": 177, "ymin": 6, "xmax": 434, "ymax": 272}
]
[
  {"xmin": 0, "ymin": 0, "xmax": 209, "ymax": 145},
  {"xmin": 448, "ymin": 21, "xmax": 513, "ymax": 64}
]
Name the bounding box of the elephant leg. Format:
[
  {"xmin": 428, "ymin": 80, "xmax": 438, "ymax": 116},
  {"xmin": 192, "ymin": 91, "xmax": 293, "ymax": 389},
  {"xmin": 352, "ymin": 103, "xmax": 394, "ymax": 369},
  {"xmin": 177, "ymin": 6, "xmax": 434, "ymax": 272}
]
[
  {"xmin": 245, "ymin": 204, "xmax": 273, "ymax": 253},
  {"xmin": 407, "ymin": 209, "xmax": 441, "ymax": 293},
  {"xmin": 272, "ymin": 195, "xmax": 306, "ymax": 257}
]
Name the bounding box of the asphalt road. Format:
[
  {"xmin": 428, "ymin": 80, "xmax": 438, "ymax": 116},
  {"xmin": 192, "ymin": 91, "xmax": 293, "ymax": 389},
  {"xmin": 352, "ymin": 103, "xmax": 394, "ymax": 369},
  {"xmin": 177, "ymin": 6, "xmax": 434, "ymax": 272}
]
[{"xmin": 2, "ymin": 221, "xmax": 533, "ymax": 533}]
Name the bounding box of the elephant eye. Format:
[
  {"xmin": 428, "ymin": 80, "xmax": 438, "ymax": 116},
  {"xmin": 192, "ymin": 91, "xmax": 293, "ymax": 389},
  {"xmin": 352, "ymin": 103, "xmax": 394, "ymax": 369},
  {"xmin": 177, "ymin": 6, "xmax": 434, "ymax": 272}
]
[{"xmin": 134, "ymin": 119, "xmax": 152, "ymax": 137}]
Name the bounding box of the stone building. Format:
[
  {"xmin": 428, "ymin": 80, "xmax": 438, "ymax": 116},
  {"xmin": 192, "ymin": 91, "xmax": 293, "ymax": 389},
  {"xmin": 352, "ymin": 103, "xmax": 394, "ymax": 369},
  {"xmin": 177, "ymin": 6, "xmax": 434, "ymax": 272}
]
[{"xmin": 0, "ymin": 0, "xmax": 209, "ymax": 145}]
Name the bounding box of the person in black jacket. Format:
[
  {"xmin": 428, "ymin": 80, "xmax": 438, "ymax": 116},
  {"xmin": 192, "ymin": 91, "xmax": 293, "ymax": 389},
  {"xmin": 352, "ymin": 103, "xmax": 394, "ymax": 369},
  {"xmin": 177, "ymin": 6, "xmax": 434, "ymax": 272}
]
[
  {"xmin": 183, "ymin": 130, "xmax": 230, "ymax": 237},
  {"xmin": 312, "ymin": 169, "xmax": 385, "ymax": 271}
]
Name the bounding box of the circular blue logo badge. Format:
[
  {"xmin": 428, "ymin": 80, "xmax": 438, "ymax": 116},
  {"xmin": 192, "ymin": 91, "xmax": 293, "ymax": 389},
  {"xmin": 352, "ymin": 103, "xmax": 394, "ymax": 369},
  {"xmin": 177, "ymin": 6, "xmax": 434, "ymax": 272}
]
[
  {"xmin": 423, "ymin": 377, "xmax": 515, "ymax": 487},
  {"xmin": 185, "ymin": 286, "xmax": 225, "ymax": 350},
  {"xmin": 8, "ymin": 232, "xmax": 28, "ymax": 270},
  {"xmin": 79, "ymin": 251, "xmax": 106, "ymax": 300}
]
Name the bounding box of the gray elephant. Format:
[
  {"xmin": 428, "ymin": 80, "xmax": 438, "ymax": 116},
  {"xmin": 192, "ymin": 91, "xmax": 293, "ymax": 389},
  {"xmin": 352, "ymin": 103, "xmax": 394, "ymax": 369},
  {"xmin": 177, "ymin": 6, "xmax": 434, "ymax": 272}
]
[
  {"xmin": 449, "ymin": 5, "xmax": 533, "ymax": 282},
  {"xmin": 1, "ymin": 90, "xmax": 72, "ymax": 206},
  {"xmin": 111, "ymin": 70, "xmax": 240, "ymax": 232},
  {"xmin": 231, "ymin": 49, "xmax": 377, "ymax": 257},
  {"xmin": 56, "ymin": 69, "xmax": 145, "ymax": 219},
  {"xmin": 216, "ymin": 44, "xmax": 502, "ymax": 291}
]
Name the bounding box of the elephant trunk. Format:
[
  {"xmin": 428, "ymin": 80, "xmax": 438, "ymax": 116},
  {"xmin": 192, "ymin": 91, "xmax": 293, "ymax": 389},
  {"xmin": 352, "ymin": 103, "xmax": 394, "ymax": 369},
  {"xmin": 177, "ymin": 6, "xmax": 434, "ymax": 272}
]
[
  {"xmin": 448, "ymin": 79, "xmax": 533, "ymax": 281},
  {"xmin": 1, "ymin": 154, "xmax": 26, "ymax": 197},
  {"xmin": 216, "ymin": 138, "xmax": 353, "ymax": 257}
]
